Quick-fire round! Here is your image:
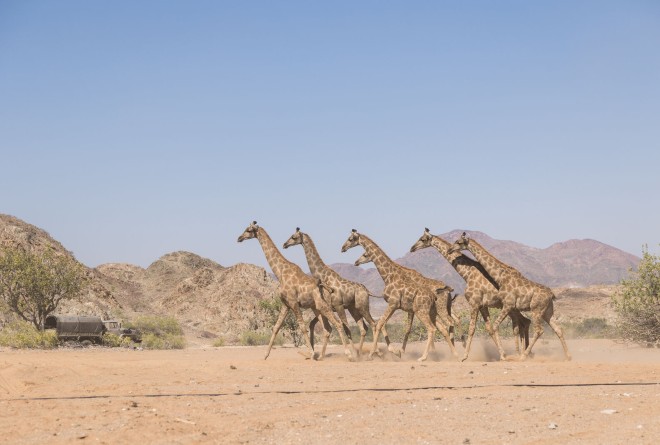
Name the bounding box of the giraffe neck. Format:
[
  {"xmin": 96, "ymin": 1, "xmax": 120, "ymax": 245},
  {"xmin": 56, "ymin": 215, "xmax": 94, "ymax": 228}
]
[
  {"xmin": 256, "ymin": 227, "xmax": 295, "ymax": 282},
  {"xmin": 465, "ymin": 239, "xmax": 507, "ymax": 283},
  {"xmin": 431, "ymin": 235, "xmax": 471, "ymax": 279},
  {"xmin": 300, "ymin": 233, "xmax": 329, "ymax": 278},
  {"xmin": 359, "ymin": 235, "xmax": 399, "ymax": 283}
]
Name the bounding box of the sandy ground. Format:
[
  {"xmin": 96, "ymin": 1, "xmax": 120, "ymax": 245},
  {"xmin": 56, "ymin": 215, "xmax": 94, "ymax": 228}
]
[{"xmin": 1, "ymin": 338, "xmax": 659, "ymax": 445}]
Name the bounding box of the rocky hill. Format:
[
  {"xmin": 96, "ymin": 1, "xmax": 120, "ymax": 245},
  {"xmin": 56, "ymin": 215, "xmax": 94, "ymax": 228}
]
[
  {"xmin": 0, "ymin": 215, "xmax": 639, "ymax": 343},
  {"xmin": 94, "ymin": 255, "xmax": 278, "ymax": 342},
  {"xmin": 0, "ymin": 214, "xmax": 278, "ymax": 342}
]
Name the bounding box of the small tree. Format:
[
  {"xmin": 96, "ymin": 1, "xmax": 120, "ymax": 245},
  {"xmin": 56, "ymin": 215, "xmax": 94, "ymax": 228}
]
[
  {"xmin": 0, "ymin": 245, "xmax": 87, "ymax": 330},
  {"xmin": 612, "ymin": 245, "xmax": 660, "ymax": 346}
]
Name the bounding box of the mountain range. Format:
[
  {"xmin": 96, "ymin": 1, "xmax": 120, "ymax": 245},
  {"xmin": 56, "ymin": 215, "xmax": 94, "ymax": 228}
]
[
  {"xmin": 330, "ymin": 229, "xmax": 639, "ymax": 295},
  {"xmin": 0, "ymin": 214, "xmax": 639, "ymax": 342}
]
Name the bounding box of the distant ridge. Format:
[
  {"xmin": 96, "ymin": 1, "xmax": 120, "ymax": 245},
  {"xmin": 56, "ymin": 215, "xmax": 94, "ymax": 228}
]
[{"xmin": 330, "ymin": 229, "xmax": 639, "ymax": 296}]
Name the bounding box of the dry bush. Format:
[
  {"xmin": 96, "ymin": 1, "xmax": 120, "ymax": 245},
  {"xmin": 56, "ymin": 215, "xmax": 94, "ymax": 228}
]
[
  {"xmin": 0, "ymin": 320, "xmax": 59, "ymax": 349},
  {"xmin": 125, "ymin": 315, "xmax": 186, "ymax": 349},
  {"xmin": 612, "ymin": 246, "xmax": 660, "ymax": 346}
]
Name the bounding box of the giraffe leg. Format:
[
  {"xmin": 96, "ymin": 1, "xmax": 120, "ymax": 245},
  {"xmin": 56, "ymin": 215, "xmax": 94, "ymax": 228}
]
[
  {"xmin": 510, "ymin": 315, "xmax": 521, "ymax": 355},
  {"xmin": 308, "ymin": 316, "xmax": 319, "ymax": 351},
  {"xmin": 521, "ymin": 314, "xmax": 531, "ymax": 351},
  {"xmin": 370, "ymin": 305, "xmax": 397, "ymax": 359},
  {"xmin": 434, "ymin": 316, "xmax": 458, "ymax": 359},
  {"xmin": 265, "ymin": 304, "xmax": 289, "ymax": 360},
  {"xmin": 488, "ymin": 305, "xmax": 512, "ymax": 361},
  {"xmin": 398, "ymin": 312, "xmax": 415, "ymax": 357},
  {"xmin": 318, "ymin": 304, "xmax": 354, "ymax": 361},
  {"xmin": 314, "ymin": 312, "xmax": 332, "ymax": 361},
  {"xmin": 521, "ymin": 312, "xmax": 545, "ymax": 360},
  {"xmin": 510, "ymin": 310, "xmax": 531, "ymax": 355},
  {"xmin": 479, "ymin": 307, "xmax": 506, "ymax": 360},
  {"xmin": 415, "ymin": 311, "xmax": 436, "ymax": 362},
  {"xmin": 539, "ymin": 305, "xmax": 571, "ymax": 361},
  {"xmin": 348, "ymin": 307, "xmax": 366, "ymax": 356},
  {"xmin": 361, "ymin": 310, "xmax": 385, "ymax": 357},
  {"xmin": 334, "ymin": 304, "xmax": 358, "ymax": 356},
  {"xmin": 290, "ymin": 305, "xmax": 315, "ymax": 360},
  {"xmin": 461, "ymin": 308, "xmax": 481, "ymax": 362},
  {"xmin": 379, "ymin": 322, "xmax": 390, "ymax": 357}
]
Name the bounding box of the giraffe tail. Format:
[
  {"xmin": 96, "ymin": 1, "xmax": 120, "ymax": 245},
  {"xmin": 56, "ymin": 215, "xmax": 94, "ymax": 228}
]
[{"xmin": 370, "ymin": 293, "xmax": 390, "ymax": 303}]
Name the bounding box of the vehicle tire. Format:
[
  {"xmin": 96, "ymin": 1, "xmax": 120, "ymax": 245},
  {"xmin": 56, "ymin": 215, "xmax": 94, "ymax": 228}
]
[{"xmin": 81, "ymin": 340, "xmax": 93, "ymax": 347}]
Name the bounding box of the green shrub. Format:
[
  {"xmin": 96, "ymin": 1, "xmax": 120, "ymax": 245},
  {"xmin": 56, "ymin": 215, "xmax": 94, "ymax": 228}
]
[
  {"xmin": 102, "ymin": 333, "xmax": 136, "ymax": 348},
  {"xmin": 240, "ymin": 330, "xmax": 276, "ymax": 346},
  {"xmin": 141, "ymin": 332, "xmax": 186, "ymax": 350},
  {"xmin": 212, "ymin": 337, "xmax": 225, "ymax": 347},
  {"xmin": 612, "ymin": 246, "xmax": 660, "ymax": 346},
  {"xmin": 125, "ymin": 316, "xmax": 186, "ymax": 349},
  {"xmin": 0, "ymin": 320, "xmax": 59, "ymax": 349},
  {"xmin": 125, "ymin": 315, "xmax": 183, "ymax": 336}
]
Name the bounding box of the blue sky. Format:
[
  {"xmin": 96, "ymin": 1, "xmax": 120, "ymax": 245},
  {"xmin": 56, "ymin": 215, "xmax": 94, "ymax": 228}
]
[{"xmin": 1, "ymin": 1, "xmax": 659, "ymax": 270}]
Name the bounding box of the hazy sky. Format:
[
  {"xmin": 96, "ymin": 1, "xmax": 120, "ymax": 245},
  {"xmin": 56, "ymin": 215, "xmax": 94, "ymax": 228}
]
[{"xmin": 1, "ymin": 1, "xmax": 659, "ymax": 270}]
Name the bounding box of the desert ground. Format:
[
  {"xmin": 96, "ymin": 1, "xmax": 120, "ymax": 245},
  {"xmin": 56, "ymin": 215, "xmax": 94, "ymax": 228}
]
[{"xmin": 1, "ymin": 338, "xmax": 659, "ymax": 445}]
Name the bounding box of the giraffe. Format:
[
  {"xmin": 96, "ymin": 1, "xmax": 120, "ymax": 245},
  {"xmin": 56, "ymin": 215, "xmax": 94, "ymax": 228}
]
[
  {"xmin": 410, "ymin": 228, "xmax": 531, "ymax": 361},
  {"xmin": 353, "ymin": 250, "xmax": 456, "ymax": 357},
  {"xmin": 237, "ymin": 221, "xmax": 354, "ymax": 361},
  {"xmin": 448, "ymin": 232, "xmax": 571, "ymax": 360},
  {"xmin": 283, "ymin": 227, "xmax": 384, "ymax": 355},
  {"xmin": 342, "ymin": 229, "xmax": 458, "ymax": 361}
]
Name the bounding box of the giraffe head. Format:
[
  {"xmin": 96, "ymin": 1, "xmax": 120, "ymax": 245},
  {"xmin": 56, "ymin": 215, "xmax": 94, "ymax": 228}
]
[
  {"xmin": 282, "ymin": 227, "xmax": 303, "ymax": 249},
  {"xmin": 410, "ymin": 228, "xmax": 433, "ymax": 252},
  {"xmin": 447, "ymin": 232, "xmax": 470, "ymax": 254},
  {"xmin": 341, "ymin": 229, "xmax": 360, "ymax": 252},
  {"xmin": 353, "ymin": 250, "xmax": 372, "ymax": 267},
  {"xmin": 237, "ymin": 221, "xmax": 259, "ymax": 242}
]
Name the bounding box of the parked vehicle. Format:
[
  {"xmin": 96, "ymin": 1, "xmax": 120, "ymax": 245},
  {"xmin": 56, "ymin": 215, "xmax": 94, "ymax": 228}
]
[
  {"xmin": 102, "ymin": 319, "xmax": 142, "ymax": 343},
  {"xmin": 44, "ymin": 315, "xmax": 141, "ymax": 346}
]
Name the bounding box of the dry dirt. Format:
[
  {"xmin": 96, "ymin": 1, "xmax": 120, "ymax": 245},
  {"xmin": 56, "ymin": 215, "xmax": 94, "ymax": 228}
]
[{"xmin": 1, "ymin": 339, "xmax": 659, "ymax": 445}]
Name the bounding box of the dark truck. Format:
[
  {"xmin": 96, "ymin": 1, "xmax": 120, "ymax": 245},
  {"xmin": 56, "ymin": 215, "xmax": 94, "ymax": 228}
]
[{"xmin": 44, "ymin": 315, "xmax": 141, "ymax": 346}]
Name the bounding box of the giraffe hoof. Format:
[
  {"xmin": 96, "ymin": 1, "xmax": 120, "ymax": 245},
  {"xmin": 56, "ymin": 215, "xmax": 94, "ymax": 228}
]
[
  {"xmin": 297, "ymin": 351, "xmax": 313, "ymax": 360},
  {"xmin": 460, "ymin": 356, "xmax": 468, "ymax": 362},
  {"xmin": 393, "ymin": 349, "xmax": 402, "ymax": 358}
]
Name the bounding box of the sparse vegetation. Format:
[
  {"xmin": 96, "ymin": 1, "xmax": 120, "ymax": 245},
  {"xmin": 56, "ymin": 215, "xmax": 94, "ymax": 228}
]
[
  {"xmin": 0, "ymin": 320, "xmax": 59, "ymax": 349},
  {"xmin": 562, "ymin": 318, "xmax": 615, "ymax": 339},
  {"xmin": 102, "ymin": 333, "xmax": 135, "ymax": 348},
  {"xmin": 612, "ymin": 246, "xmax": 660, "ymax": 346},
  {"xmin": 125, "ymin": 315, "xmax": 186, "ymax": 349},
  {"xmin": 212, "ymin": 337, "xmax": 225, "ymax": 347},
  {"xmin": 240, "ymin": 330, "xmax": 283, "ymax": 346},
  {"xmin": 0, "ymin": 245, "xmax": 87, "ymax": 330}
]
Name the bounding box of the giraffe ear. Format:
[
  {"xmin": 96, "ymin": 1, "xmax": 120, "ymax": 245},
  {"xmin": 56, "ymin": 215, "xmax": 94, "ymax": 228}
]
[
  {"xmin": 425, "ymin": 227, "xmax": 430, "ymax": 233},
  {"xmin": 296, "ymin": 227, "xmax": 300, "ymax": 232}
]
